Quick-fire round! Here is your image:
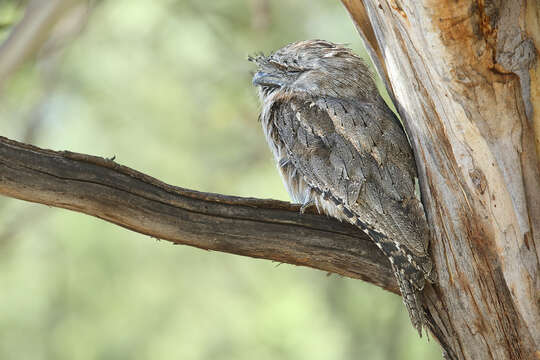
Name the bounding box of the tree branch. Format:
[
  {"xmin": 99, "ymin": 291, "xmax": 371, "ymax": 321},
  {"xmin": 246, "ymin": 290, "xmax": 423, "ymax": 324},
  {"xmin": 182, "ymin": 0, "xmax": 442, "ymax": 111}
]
[{"xmin": 0, "ymin": 136, "xmax": 398, "ymax": 294}]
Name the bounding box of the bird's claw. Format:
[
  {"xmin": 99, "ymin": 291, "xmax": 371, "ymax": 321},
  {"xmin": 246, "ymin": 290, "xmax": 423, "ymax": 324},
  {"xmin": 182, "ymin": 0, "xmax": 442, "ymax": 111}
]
[{"xmin": 300, "ymin": 201, "xmax": 314, "ymax": 214}]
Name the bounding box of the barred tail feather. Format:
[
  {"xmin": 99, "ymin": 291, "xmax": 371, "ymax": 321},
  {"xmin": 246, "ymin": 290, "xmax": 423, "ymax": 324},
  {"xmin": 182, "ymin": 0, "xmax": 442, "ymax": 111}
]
[
  {"xmin": 394, "ymin": 265, "xmax": 426, "ymax": 336},
  {"xmin": 365, "ymin": 227, "xmax": 428, "ymax": 336},
  {"xmin": 294, "ymin": 187, "xmax": 430, "ymax": 335}
]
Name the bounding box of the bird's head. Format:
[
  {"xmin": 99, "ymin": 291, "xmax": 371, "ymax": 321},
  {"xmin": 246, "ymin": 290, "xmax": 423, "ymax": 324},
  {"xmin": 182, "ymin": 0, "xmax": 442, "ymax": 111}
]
[{"xmin": 249, "ymin": 40, "xmax": 376, "ymax": 101}]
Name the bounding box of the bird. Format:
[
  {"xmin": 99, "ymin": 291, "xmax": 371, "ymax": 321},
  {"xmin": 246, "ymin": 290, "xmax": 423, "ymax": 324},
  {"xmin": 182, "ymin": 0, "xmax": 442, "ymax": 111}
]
[{"xmin": 249, "ymin": 39, "xmax": 435, "ymax": 336}]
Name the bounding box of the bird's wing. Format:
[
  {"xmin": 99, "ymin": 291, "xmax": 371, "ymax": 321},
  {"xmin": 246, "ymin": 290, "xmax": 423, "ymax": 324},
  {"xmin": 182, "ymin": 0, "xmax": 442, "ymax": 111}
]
[{"xmin": 272, "ymin": 96, "xmax": 429, "ymax": 258}]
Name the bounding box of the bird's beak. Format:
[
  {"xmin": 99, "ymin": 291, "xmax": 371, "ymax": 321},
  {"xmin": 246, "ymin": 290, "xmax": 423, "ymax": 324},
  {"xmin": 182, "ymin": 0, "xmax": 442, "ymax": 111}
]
[{"xmin": 252, "ymin": 71, "xmax": 283, "ymax": 88}]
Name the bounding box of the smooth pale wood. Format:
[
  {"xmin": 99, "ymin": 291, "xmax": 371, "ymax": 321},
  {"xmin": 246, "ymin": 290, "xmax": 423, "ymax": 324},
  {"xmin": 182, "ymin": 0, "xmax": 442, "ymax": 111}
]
[
  {"xmin": 526, "ymin": 1, "xmax": 540, "ymax": 163},
  {"xmin": 342, "ymin": 1, "xmax": 540, "ymax": 359},
  {"xmin": 341, "ymin": 0, "xmax": 398, "ymax": 109},
  {"xmin": 0, "ymin": 136, "xmax": 398, "ymax": 294}
]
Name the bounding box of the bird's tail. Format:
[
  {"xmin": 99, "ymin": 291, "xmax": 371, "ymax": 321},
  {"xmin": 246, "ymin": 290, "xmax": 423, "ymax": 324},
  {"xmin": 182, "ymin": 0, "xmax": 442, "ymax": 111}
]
[
  {"xmin": 318, "ymin": 200, "xmax": 433, "ymax": 336},
  {"xmin": 393, "ymin": 265, "xmax": 426, "ymax": 336},
  {"xmin": 364, "ymin": 227, "xmax": 431, "ymax": 337}
]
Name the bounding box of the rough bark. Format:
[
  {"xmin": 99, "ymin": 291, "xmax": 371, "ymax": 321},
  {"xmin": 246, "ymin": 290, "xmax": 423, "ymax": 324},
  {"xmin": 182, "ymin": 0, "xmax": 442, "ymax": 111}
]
[
  {"xmin": 341, "ymin": 1, "xmax": 540, "ymax": 359},
  {"xmin": 0, "ymin": 136, "xmax": 398, "ymax": 293}
]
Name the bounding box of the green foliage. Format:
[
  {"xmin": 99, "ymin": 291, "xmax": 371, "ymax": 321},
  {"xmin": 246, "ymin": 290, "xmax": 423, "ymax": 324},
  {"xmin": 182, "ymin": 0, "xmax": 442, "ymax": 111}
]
[{"xmin": 0, "ymin": 1, "xmax": 440, "ymax": 358}]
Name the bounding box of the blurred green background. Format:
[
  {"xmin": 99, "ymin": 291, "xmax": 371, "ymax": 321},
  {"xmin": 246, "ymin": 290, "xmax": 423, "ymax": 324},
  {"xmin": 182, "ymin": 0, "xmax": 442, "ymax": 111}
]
[{"xmin": 0, "ymin": 1, "xmax": 440, "ymax": 359}]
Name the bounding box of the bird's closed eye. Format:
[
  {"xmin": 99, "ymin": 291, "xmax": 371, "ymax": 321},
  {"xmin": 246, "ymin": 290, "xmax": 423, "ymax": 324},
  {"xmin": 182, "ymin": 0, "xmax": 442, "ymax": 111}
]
[
  {"xmin": 269, "ymin": 60, "xmax": 304, "ymax": 74},
  {"xmin": 269, "ymin": 60, "xmax": 288, "ymax": 71}
]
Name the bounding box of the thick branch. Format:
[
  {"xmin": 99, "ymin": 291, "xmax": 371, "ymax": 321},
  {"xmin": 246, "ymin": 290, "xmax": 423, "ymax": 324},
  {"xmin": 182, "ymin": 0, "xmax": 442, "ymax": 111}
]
[{"xmin": 0, "ymin": 136, "xmax": 398, "ymax": 293}]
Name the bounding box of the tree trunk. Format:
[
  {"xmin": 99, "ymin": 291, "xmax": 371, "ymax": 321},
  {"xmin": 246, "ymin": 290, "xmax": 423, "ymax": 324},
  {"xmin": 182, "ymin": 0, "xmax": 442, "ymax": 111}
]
[{"xmin": 341, "ymin": 1, "xmax": 540, "ymax": 359}]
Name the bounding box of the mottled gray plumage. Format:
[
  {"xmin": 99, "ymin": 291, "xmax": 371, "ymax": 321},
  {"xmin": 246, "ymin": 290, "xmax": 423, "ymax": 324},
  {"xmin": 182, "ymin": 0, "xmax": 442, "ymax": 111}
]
[{"xmin": 250, "ymin": 40, "xmax": 435, "ymax": 335}]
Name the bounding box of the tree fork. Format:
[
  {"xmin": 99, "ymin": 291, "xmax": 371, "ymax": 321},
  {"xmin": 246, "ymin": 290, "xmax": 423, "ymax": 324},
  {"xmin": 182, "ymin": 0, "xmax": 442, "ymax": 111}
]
[{"xmin": 0, "ymin": 135, "xmax": 458, "ymax": 354}]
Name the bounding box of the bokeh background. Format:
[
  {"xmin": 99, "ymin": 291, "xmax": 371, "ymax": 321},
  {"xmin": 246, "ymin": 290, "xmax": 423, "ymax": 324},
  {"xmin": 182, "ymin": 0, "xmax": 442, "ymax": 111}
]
[{"xmin": 0, "ymin": 1, "xmax": 441, "ymax": 359}]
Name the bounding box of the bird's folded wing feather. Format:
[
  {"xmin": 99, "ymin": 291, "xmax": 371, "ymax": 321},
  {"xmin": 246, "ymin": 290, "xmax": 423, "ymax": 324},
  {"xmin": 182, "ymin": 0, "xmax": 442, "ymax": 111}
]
[{"xmin": 272, "ymin": 97, "xmax": 430, "ymax": 258}]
